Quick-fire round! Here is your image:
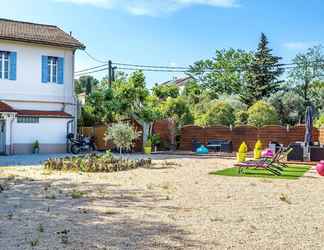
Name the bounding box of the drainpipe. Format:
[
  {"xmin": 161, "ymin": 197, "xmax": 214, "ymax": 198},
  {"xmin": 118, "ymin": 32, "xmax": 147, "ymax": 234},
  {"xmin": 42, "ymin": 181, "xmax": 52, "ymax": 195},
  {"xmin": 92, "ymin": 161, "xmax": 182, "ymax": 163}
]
[
  {"xmin": 72, "ymin": 50, "xmax": 78, "ymax": 138},
  {"xmin": 66, "ymin": 119, "xmax": 74, "ymax": 153},
  {"xmin": 10, "ymin": 117, "xmax": 14, "ymax": 154}
]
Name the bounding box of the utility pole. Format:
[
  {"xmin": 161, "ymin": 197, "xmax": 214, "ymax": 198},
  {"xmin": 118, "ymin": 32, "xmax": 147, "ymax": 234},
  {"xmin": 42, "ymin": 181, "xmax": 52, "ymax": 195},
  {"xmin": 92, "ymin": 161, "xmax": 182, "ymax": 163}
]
[
  {"xmin": 112, "ymin": 66, "xmax": 117, "ymax": 82},
  {"xmin": 108, "ymin": 60, "xmax": 112, "ymax": 87}
]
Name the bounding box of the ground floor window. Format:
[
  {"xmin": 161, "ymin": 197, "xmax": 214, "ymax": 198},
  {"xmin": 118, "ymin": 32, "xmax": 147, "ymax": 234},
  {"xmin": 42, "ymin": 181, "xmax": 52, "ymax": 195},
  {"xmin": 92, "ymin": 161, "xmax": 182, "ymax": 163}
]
[{"xmin": 17, "ymin": 116, "xmax": 39, "ymax": 123}]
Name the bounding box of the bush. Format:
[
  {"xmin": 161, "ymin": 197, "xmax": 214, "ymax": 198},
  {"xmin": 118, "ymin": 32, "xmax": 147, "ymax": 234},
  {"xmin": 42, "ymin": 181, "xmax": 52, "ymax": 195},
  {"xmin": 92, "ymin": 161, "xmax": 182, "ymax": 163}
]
[
  {"xmin": 195, "ymin": 100, "xmax": 235, "ymax": 126},
  {"xmin": 44, "ymin": 152, "xmax": 152, "ymax": 173},
  {"xmin": 315, "ymin": 114, "xmax": 324, "ymax": 128},
  {"xmin": 247, "ymin": 101, "xmax": 279, "ymax": 127},
  {"xmin": 235, "ymin": 110, "xmax": 249, "ymax": 125},
  {"xmin": 267, "ymin": 91, "xmax": 304, "ymax": 125},
  {"xmin": 105, "ymin": 122, "xmax": 141, "ymax": 154}
]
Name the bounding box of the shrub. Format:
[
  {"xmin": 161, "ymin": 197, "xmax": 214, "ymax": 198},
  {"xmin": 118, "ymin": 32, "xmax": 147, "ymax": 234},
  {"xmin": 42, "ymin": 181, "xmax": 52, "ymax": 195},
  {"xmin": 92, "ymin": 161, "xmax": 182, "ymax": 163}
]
[
  {"xmin": 195, "ymin": 100, "xmax": 235, "ymax": 126},
  {"xmin": 44, "ymin": 152, "xmax": 152, "ymax": 173},
  {"xmin": 148, "ymin": 134, "xmax": 161, "ymax": 146},
  {"xmin": 235, "ymin": 110, "xmax": 249, "ymax": 125},
  {"xmin": 247, "ymin": 101, "xmax": 279, "ymax": 127},
  {"xmin": 105, "ymin": 122, "xmax": 141, "ymax": 154},
  {"xmin": 314, "ymin": 114, "xmax": 324, "ymax": 128}
]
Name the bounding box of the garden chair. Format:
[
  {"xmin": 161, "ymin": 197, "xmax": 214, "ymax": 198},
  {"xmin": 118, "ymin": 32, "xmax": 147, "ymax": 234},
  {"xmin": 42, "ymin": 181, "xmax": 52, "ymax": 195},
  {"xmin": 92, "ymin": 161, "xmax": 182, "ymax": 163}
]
[
  {"xmin": 273, "ymin": 146, "xmax": 293, "ymax": 169},
  {"xmin": 235, "ymin": 150, "xmax": 283, "ymax": 176}
]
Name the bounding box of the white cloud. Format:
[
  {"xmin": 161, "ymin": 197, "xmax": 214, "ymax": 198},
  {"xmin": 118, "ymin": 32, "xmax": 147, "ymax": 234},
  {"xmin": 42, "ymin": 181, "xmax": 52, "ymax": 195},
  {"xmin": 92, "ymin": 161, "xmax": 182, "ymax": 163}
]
[
  {"xmin": 283, "ymin": 42, "xmax": 318, "ymax": 50},
  {"xmin": 55, "ymin": 0, "xmax": 238, "ymax": 16}
]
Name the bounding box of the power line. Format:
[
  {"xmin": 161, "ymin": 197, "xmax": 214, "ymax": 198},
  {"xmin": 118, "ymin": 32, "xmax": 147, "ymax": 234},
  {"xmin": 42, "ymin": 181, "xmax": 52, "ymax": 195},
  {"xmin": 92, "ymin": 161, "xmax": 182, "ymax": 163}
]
[
  {"xmin": 75, "ymin": 63, "xmax": 108, "ymax": 74},
  {"xmin": 83, "ymin": 50, "xmax": 108, "ymax": 64},
  {"xmin": 75, "ymin": 59, "xmax": 324, "ymax": 77},
  {"xmin": 116, "ymin": 67, "xmax": 189, "ymax": 73},
  {"xmin": 75, "ymin": 67, "xmax": 108, "ymax": 77},
  {"xmin": 113, "ymin": 62, "xmax": 190, "ymax": 70}
]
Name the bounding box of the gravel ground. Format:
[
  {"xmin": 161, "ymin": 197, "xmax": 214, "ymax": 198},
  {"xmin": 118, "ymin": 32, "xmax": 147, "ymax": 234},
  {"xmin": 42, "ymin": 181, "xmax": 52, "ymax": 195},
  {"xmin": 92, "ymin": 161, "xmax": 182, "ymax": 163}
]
[{"xmin": 0, "ymin": 156, "xmax": 323, "ymax": 250}]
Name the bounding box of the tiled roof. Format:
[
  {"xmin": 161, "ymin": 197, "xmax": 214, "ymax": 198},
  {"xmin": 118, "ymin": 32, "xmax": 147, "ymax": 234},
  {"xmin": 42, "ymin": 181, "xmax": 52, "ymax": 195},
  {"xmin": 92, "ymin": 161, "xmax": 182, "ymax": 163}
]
[
  {"xmin": 0, "ymin": 18, "xmax": 85, "ymax": 49},
  {"xmin": 161, "ymin": 76, "xmax": 193, "ymax": 87},
  {"xmin": 0, "ymin": 101, "xmax": 15, "ymax": 112},
  {"xmin": 0, "ymin": 101, "xmax": 72, "ymax": 117}
]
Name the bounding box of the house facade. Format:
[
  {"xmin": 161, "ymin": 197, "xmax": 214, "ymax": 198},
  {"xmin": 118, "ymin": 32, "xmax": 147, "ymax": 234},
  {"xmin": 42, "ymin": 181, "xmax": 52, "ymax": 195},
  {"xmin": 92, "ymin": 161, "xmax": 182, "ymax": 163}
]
[
  {"xmin": 160, "ymin": 76, "xmax": 194, "ymax": 93},
  {"xmin": 0, "ymin": 19, "xmax": 85, "ymax": 154}
]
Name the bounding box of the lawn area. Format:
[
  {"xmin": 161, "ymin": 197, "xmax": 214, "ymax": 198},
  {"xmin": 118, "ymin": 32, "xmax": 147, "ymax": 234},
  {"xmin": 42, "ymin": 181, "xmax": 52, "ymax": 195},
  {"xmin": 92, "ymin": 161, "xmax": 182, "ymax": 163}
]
[{"xmin": 211, "ymin": 164, "xmax": 310, "ymax": 180}]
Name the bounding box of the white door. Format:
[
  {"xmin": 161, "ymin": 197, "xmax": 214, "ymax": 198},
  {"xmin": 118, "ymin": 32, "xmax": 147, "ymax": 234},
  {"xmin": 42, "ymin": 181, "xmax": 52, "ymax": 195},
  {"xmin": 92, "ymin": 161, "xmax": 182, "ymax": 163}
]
[{"xmin": 0, "ymin": 121, "xmax": 5, "ymax": 154}]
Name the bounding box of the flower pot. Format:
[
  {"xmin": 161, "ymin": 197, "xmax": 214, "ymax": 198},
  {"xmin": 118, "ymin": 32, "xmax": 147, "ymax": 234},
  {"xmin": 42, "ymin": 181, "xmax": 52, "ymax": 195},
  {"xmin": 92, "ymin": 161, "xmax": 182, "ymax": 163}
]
[
  {"xmin": 237, "ymin": 152, "xmax": 246, "ymax": 162},
  {"xmin": 144, "ymin": 146, "xmax": 152, "ymax": 155},
  {"xmin": 254, "ymin": 149, "xmax": 262, "ymax": 160}
]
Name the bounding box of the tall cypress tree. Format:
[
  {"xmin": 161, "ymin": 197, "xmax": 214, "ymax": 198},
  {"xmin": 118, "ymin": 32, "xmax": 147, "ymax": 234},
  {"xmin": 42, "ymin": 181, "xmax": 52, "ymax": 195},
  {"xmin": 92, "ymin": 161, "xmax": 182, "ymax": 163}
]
[{"xmin": 240, "ymin": 33, "xmax": 284, "ymax": 106}]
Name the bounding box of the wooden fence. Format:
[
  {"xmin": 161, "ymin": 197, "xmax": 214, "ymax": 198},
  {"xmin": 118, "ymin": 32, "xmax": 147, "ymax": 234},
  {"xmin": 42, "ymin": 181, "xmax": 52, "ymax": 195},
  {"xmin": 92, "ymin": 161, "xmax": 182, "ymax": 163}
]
[
  {"xmin": 80, "ymin": 119, "xmax": 143, "ymax": 152},
  {"xmin": 179, "ymin": 125, "xmax": 320, "ymax": 151},
  {"xmin": 320, "ymin": 127, "xmax": 324, "ymax": 145}
]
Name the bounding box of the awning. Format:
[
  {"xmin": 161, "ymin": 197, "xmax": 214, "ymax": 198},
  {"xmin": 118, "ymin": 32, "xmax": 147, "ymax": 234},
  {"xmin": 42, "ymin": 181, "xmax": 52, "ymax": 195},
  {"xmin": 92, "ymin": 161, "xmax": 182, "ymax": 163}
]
[{"xmin": 0, "ymin": 101, "xmax": 72, "ymax": 118}]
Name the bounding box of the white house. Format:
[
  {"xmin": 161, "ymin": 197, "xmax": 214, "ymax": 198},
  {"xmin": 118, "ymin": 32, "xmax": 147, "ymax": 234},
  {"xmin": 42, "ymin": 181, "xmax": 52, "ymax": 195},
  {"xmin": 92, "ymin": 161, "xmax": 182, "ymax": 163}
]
[{"xmin": 0, "ymin": 18, "xmax": 85, "ymax": 154}]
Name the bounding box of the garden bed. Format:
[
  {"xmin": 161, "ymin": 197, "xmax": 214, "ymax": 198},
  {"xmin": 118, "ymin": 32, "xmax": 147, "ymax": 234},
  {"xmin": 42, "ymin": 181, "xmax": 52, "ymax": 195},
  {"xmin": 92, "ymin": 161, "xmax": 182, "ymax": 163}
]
[{"xmin": 44, "ymin": 152, "xmax": 152, "ymax": 172}]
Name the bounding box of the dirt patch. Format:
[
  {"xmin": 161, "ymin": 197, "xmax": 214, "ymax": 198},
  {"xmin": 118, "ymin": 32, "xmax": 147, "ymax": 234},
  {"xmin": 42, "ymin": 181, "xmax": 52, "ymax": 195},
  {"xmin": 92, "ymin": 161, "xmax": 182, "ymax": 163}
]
[{"xmin": 0, "ymin": 158, "xmax": 323, "ymax": 249}]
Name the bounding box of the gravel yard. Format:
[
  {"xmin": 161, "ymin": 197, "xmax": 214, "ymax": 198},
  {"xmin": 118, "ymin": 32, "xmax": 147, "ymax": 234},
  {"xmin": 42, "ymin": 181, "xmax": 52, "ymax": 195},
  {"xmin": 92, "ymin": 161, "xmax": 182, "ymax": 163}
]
[{"xmin": 0, "ymin": 156, "xmax": 323, "ymax": 250}]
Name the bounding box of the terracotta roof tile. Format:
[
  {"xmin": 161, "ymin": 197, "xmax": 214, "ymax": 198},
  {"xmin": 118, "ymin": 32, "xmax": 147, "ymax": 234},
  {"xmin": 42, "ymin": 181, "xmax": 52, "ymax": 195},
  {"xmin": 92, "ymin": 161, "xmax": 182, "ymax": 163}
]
[
  {"xmin": 0, "ymin": 101, "xmax": 72, "ymax": 118},
  {"xmin": 0, "ymin": 101, "xmax": 15, "ymax": 112},
  {"xmin": 0, "ymin": 18, "xmax": 85, "ymax": 49}
]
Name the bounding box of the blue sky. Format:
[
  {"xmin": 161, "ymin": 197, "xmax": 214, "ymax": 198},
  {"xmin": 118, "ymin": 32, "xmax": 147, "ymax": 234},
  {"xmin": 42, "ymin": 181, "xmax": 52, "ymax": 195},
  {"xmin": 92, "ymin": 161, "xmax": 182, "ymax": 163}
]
[{"xmin": 1, "ymin": 0, "xmax": 324, "ymax": 87}]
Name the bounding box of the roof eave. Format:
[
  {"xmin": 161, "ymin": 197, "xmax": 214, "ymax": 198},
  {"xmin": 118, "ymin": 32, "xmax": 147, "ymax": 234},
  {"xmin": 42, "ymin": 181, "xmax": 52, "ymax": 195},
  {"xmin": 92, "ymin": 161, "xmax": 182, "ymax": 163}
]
[{"xmin": 0, "ymin": 37, "xmax": 86, "ymax": 50}]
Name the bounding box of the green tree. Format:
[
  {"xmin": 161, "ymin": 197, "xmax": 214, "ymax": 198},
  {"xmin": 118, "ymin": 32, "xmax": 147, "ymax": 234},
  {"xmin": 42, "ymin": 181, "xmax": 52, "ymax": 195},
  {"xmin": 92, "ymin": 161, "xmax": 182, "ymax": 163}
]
[
  {"xmin": 288, "ymin": 45, "xmax": 324, "ymax": 105},
  {"xmin": 189, "ymin": 48, "xmax": 254, "ymax": 97},
  {"xmin": 152, "ymin": 83, "xmax": 179, "ymax": 100},
  {"xmin": 306, "ymin": 80, "xmax": 324, "ymax": 115},
  {"xmin": 75, "ymin": 75, "xmax": 99, "ymax": 94},
  {"xmin": 160, "ymin": 96, "xmax": 193, "ymax": 149},
  {"xmin": 267, "ymin": 91, "xmax": 305, "ymax": 125},
  {"xmin": 112, "ymin": 70, "xmax": 162, "ymax": 144},
  {"xmin": 195, "ymin": 100, "xmax": 235, "ymax": 127},
  {"xmin": 79, "ymin": 86, "xmax": 118, "ymax": 126},
  {"xmin": 240, "ymin": 33, "xmax": 284, "ymax": 106},
  {"xmin": 314, "ymin": 114, "xmax": 324, "ymax": 128},
  {"xmin": 181, "ymin": 80, "xmax": 202, "ymax": 105},
  {"xmin": 235, "ymin": 110, "xmax": 249, "ymax": 125},
  {"xmin": 105, "ymin": 122, "xmax": 141, "ymax": 155},
  {"xmin": 247, "ymin": 101, "xmax": 279, "ymax": 127}
]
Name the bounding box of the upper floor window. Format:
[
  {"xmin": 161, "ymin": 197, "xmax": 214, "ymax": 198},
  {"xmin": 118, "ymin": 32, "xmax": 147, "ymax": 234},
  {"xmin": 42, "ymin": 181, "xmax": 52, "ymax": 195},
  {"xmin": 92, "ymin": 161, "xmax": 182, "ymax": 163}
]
[
  {"xmin": 0, "ymin": 51, "xmax": 10, "ymax": 80},
  {"xmin": 42, "ymin": 55, "xmax": 64, "ymax": 84},
  {"xmin": 47, "ymin": 56, "xmax": 58, "ymax": 83}
]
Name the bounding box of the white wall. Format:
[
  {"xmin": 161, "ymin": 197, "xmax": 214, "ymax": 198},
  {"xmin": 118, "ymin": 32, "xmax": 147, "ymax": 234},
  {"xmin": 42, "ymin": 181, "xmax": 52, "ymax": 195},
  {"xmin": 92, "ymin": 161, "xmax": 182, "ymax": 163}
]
[
  {"xmin": 0, "ymin": 40, "xmax": 75, "ymax": 107},
  {"xmin": 12, "ymin": 118, "xmax": 70, "ymax": 144}
]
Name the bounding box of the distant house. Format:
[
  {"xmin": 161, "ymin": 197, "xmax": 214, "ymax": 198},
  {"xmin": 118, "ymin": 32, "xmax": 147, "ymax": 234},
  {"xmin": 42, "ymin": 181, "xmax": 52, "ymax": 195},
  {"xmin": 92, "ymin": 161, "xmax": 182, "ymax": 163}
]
[
  {"xmin": 160, "ymin": 76, "xmax": 194, "ymax": 92},
  {"xmin": 0, "ymin": 18, "xmax": 85, "ymax": 154}
]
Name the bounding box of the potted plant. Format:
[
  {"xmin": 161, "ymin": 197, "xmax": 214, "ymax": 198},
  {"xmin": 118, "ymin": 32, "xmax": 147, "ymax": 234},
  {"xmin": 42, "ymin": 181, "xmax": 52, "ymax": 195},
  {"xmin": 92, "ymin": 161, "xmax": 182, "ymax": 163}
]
[
  {"xmin": 32, "ymin": 140, "xmax": 40, "ymax": 154},
  {"xmin": 237, "ymin": 142, "xmax": 248, "ymax": 162},
  {"xmin": 253, "ymin": 140, "xmax": 262, "ymax": 160},
  {"xmin": 144, "ymin": 139, "xmax": 152, "ymax": 154}
]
